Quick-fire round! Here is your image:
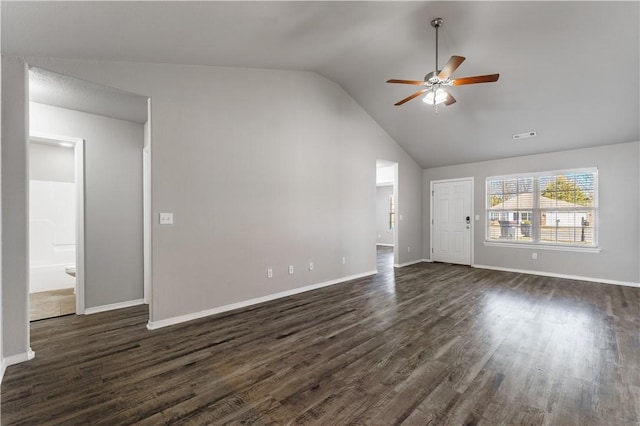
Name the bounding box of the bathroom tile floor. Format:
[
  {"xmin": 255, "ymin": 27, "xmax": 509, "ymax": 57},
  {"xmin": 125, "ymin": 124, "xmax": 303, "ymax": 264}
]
[{"xmin": 29, "ymin": 288, "xmax": 75, "ymax": 321}]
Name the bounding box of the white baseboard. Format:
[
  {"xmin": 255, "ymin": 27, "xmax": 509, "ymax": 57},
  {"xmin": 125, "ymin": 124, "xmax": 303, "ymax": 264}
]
[
  {"xmin": 376, "ymin": 243, "xmax": 394, "ymax": 247},
  {"xmin": 472, "ymin": 264, "xmax": 640, "ymax": 288},
  {"xmin": 394, "ymin": 259, "xmax": 426, "ymax": 268},
  {"xmin": 2, "ymin": 347, "xmax": 36, "ymax": 382},
  {"xmin": 147, "ymin": 270, "xmax": 377, "ymax": 330},
  {"xmin": 84, "ymin": 298, "xmax": 145, "ymax": 315}
]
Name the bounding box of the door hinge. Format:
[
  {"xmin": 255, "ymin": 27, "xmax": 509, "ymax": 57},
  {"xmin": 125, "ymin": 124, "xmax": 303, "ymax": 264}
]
[{"xmin": 432, "ymin": 190, "xmax": 434, "ymax": 196}]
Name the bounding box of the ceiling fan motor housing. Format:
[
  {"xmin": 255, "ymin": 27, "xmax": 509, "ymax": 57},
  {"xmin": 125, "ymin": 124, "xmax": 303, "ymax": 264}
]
[{"xmin": 424, "ymin": 70, "xmax": 442, "ymax": 83}]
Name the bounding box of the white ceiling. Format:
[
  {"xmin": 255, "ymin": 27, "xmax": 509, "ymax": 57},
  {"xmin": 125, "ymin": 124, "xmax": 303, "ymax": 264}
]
[{"xmin": 3, "ymin": 1, "xmax": 639, "ymax": 168}]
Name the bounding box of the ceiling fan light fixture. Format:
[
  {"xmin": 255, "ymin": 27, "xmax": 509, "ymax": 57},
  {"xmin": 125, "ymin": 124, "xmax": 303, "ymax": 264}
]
[
  {"xmin": 423, "ymin": 88, "xmax": 447, "ymax": 105},
  {"xmin": 386, "ymin": 17, "xmax": 499, "ymax": 109}
]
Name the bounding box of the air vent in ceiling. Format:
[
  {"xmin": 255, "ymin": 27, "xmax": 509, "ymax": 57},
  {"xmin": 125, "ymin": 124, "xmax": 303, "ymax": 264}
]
[{"xmin": 512, "ymin": 131, "xmax": 537, "ymax": 140}]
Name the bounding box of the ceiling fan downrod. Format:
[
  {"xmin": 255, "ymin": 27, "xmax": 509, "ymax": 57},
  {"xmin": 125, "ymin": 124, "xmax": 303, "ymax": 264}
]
[
  {"xmin": 431, "ymin": 18, "xmax": 443, "ymax": 76},
  {"xmin": 430, "ymin": 17, "xmax": 444, "ymax": 110}
]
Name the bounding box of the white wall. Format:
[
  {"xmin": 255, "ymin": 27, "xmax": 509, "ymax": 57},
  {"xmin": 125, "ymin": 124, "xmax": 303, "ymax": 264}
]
[
  {"xmin": 376, "ymin": 185, "xmax": 394, "ymax": 246},
  {"xmin": 29, "ymin": 143, "xmax": 76, "ymax": 293},
  {"xmin": 423, "ymin": 141, "xmax": 640, "ymax": 285},
  {"xmin": 29, "ymin": 102, "xmax": 144, "ymax": 308},
  {"xmin": 29, "ymin": 180, "xmax": 76, "ymax": 293},
  {"xmin": 1, "ymin": 6, "xmax": 4, "ymax": 379},
  {"xmin": 13, "ymin": 58, "xmax": 424, "ymax": 327},
  {"xmin": 2, "ymin": 57, "xmax": 29, "ymax": 360},
  {"xmin": 29, "ymin": 142, "xmax": 74, "ymax": 182},
  {"xmin": 376, "ymin": 165, "xmax": 395, "ymax": 186}
]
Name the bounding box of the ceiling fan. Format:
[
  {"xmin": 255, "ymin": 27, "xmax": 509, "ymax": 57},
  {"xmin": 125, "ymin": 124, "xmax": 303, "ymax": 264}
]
[{"xmin": 387, "ymin": 18, "xmax": 499, "ymax": 109}]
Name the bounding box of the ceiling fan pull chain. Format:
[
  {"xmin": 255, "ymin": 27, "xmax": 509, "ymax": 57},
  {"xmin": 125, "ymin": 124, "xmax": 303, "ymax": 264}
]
[{"xmin": 435, "ymin": 20, "xmax": 439, "ymax": 74}]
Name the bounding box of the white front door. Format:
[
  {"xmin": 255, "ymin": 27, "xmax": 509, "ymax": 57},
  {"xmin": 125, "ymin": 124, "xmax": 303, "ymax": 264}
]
[{"xmin": 432, "ymin": 179, "xmax": 472, "ymax": 265}]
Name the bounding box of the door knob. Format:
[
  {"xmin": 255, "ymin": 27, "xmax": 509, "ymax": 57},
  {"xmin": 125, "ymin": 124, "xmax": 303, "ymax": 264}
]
[{"xmin": 465, "ymin": 216, "xmax": 471, "ymax": 224}]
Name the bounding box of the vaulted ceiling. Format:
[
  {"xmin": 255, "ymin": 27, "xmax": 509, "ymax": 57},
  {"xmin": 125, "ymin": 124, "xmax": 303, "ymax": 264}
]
[{"xmin": 3, "ymin": 1, "xmax": 638, "ymax": 168}]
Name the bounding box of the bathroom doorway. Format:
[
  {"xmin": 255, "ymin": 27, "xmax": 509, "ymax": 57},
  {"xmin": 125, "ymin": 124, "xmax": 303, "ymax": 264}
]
[
  {"xmin": 28, "ymin": 66, "xmax": 149, "ymax": 324},
  {"xmin": 28, "ymin": 134, "xmax": 85, "ymax": 320},
  {"xmin": 376, "ymin": 160, "xmax": 398, "ymax": 266}
]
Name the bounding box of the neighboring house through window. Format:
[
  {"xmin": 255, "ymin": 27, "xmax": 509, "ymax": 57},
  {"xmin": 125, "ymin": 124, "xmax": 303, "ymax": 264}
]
[{"xmin": 486, "ymin": 169, "xmax": 597, "ymax": 248}]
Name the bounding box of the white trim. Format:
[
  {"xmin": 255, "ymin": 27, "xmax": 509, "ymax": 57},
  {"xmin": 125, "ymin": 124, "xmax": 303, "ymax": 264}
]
[
  {"xmin": 30, "ymin": 132, "xmax": 82, "ymax": 146},
  {"xmin": 392, "ymin": 162, "xmax": 399, "ymax": 266},
  {"xmin": 75, "ymin": 139, "xmax": 85, "ymax": 314},
  {"xmin": 0, "ymin": 349, "xmax": 33, "ymax": 384},
  {"xmin": 422, "ymin": 258, "xmax": 433, "ymax": 263},
  {"xmin": 376, "ymin": 243, "xmax": 394, "ymax": 247},
  {"xmin": 84, "ymin": 298, "xmax": 145, "ymax": 315},
  {"xmin": 2, "ymin": 347, "xmax": 36, "ymax": 376},
  {"xmin": 483, "ymin": 241, "xmax": 601, "ymax": 253},
  {"xmin": 147, "ymin": 271, "xmax": 377, "ymax": 330},
  {"xmin": 487, "ymin": 167, "xmax": 598, "ymax": 182},
  {"xmin": 143, "ymin": 97, "xmax": 152, "ymax": 310},
  {"xmin": 394, "ymin": 259, "xmax": 425, "ymax": 268},
  {"xmin": 143, "ymin": 146, "xmax": 151, "ymax": 304},
  {"xmin": 472, "ymin": 264, "xmax": 639, "ymax": 288},
  {"xmin": 430, "ymin": 177, "xmax": 474, "ymax": 266}
]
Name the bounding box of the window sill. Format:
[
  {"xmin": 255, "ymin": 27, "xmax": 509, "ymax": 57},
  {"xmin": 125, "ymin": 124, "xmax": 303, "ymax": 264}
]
[{"xmin": 483, "ymin": 241, "xmax": 601, "ymax": 253}]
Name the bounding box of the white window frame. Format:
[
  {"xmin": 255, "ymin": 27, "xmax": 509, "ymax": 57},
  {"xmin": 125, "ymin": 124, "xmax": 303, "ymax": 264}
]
[{"xmin": 484, "ymin": 168, "xmax": 599, "ymax": 252}]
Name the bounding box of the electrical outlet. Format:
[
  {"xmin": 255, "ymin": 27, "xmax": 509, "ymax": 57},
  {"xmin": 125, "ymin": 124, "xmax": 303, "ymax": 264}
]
[
  {"xmin": 342, "ymin": 257, "xmax": 346, "ymax": 265},
  {"xmin": 159, "ymin": 212, "xmax": 173, "ymax": 225},
  {"xmin": 532, "ymin": 252, "xmax": 538, "ymax": 260},
  {"xmin": 288, "ymin": 265, "xmax": 294, "ymax": 275},
  {"xmin": 309, "ymin": 262, "xmax": 314, "ymax": 271},
  {"xmin": 267, "ymin": 268, "xmax": 273, "ymax": 278}
]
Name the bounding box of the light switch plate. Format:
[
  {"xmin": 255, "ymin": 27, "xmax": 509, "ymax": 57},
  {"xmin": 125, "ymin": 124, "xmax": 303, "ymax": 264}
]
[{"xmin": 159, "ymin": 212, "xmax": 173, "ymax": 225}]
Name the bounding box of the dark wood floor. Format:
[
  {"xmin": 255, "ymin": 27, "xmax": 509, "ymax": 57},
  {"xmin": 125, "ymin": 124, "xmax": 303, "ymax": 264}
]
[{"xmin": 2, "ymin": 246, "xmax": 639, "ymax": 425}]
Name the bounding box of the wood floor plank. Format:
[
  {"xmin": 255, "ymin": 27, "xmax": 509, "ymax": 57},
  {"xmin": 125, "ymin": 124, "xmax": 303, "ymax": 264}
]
[{"xmin": 2, "ymin": 246, "xmax": 639, "ymax": 425}]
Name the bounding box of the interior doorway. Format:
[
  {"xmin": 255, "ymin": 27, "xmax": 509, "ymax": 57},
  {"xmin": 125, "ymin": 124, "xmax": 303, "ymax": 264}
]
[
  {"xmin": 376, "ymin": 160, "xmax": 398, "ymax": 265},
  {"xmin": 28, "ymin": 66, "xmax": 149, "ymax": 322},
  {"xmin": 28, "ymin": 133, "xmax": 85, "ymax": 320},
  {"xmin": 431, "ymin": 177, "xmax": 474, "ymax": 265}
]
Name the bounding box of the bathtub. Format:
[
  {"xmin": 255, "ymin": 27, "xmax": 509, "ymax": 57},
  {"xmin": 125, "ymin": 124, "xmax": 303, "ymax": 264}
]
[
  {"xmin": 29, "ymin": 180, "xmax": 77, "ymax": 294},
  {"xmin": 30, "ymin": 263, "xmax": 75, "ymax": 293}
]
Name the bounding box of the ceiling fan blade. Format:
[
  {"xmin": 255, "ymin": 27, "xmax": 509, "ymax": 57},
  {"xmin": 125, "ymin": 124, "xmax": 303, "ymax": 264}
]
[
  {"xmin": 437, "ymin": 56, "xmax": 465, "ymax": 80},
  {"xmin": 452, "ymin": 73, "xmax": 500, "ymax": 86},
  {"xmin": 444, "ymin": 91, "xmax": 456, "ymax": 106},
  {"xmin": 387, "ymin": 79, "xmax": 425, "ymax": 85},
  {"xmin": 394, "ymin": 89, "xmax": 427, "ymax": 106}
]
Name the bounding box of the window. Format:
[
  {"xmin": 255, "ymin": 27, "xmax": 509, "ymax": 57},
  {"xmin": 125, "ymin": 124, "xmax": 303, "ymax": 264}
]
[
  {"xmin": 389, "ymin": 194, "xmax": 395, "ymax": 230},
  {"xmin": 486, "ymin": 168, "xmax": 597, "ymax": 248}
]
